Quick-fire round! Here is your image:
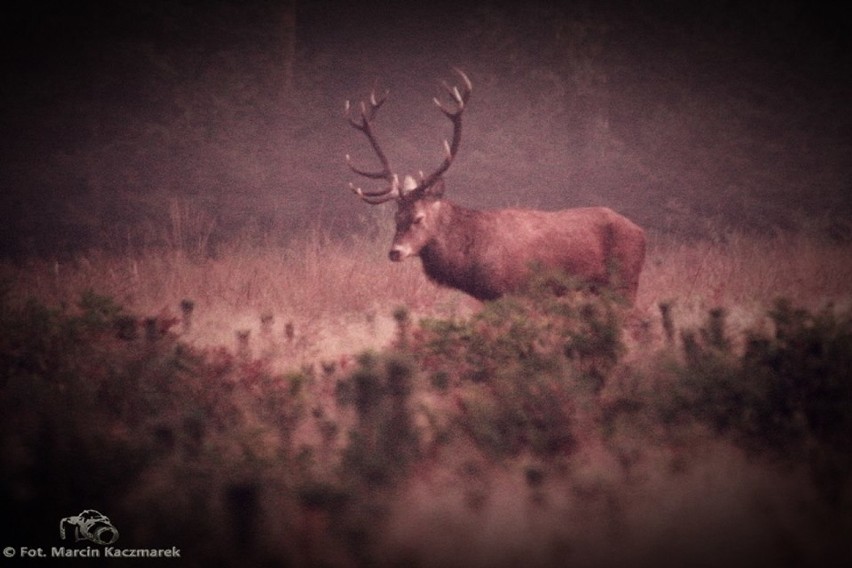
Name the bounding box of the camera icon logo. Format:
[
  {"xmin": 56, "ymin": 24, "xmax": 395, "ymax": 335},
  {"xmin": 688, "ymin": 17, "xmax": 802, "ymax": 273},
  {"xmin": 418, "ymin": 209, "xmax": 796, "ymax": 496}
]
[{"xmin": 59, "ymin": 510, "xmax": 120, "ymax": 546}]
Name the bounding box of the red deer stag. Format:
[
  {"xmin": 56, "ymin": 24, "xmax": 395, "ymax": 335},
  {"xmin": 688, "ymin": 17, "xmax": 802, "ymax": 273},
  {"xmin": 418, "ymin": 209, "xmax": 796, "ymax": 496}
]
[{"xmin": 345, "ymin": 69, "xmax": 646, "ymax": 303}]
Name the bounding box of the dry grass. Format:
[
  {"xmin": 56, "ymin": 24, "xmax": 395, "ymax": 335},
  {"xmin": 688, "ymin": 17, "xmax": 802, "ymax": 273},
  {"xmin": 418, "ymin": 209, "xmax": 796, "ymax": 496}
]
[
  {"xmin": 641, "ymin": 232, "xmax": 852, "ymax": 309},
  {"xmin": 2, "ymin": 228, "xmax": 472, "ymax": 370},
  {"xmin": 636, "ymin": 231, "xmax": 852, "ymax": 344},
  {"xmin": 4, "ymin": 228, "xmax": 849, "ymax": 363},
  {"xmin": 11, "ymin": 230, "xmax": 450, "ymax": 315}
]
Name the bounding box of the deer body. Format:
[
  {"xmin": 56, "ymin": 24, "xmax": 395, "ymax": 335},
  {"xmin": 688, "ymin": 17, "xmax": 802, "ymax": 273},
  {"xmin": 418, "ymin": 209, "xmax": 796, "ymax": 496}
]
[
  {"xmin": 394, "ymin": 199, "xmax": 645, "ymax": 301},
  {"xmin": 345, "ymin": 70, "xmax": 646, "ymax": 303}
]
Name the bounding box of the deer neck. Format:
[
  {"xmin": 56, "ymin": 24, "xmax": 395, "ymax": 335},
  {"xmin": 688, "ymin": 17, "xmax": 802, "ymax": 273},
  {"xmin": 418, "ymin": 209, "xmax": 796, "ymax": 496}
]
[
  {"xmin": 421, "ymin": 200, "xmax": 478, "ymax": 253},
  {"xmin": 418, "ymin": 202, "xmax": 497, "ymax": 299}
]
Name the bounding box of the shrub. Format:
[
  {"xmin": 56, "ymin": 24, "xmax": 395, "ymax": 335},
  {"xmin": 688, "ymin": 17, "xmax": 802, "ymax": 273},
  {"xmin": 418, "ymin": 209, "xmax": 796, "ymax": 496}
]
[
  {"xmin": 336, "ymin": 352, "xmax": 420, "ymax": 488},
  {"xmin": 667, "ymin": 300, "xmax": 852, "ymax": 502},
  {"xmin": 0, "ymin": 292, "xmax": 310, "ymax": 562},
  {"xmin": 413, "ymin": 276, "xmax": 625, "ymax": 458}
]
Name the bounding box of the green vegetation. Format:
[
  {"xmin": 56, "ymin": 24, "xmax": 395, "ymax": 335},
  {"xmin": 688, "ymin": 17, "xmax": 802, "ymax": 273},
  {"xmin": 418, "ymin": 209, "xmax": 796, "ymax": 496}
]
[
  {"xmin": 2, "ymin": 278, "xmax": 850, "ymax": 566},
  {"xmin": 415, "ymin": 275, "xmax": 622, "ymax": 458},
  {"xmin": 666, "ymin": 300, "xmax": 852, "ymax": 503}
]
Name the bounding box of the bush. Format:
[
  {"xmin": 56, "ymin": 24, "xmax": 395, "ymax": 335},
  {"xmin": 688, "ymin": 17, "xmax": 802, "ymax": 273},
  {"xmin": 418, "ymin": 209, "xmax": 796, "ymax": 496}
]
[
  {"xmin": 4, "ymin": 285, "xmax": 849, "ymax": 566},
  {"xmin": 336, "ymin": 352, "xmax": 420, "ymax": 488},
  {"xmin": 0, "ymin": 292, "xmax": 310, "ymax": 562},
  {"xmin": 413, "ymin": 277, "xmax": 625, "ymax": 458},
  {"xmin": 667, "ymin": 300, "xmax": 852, "ymax": 502}
]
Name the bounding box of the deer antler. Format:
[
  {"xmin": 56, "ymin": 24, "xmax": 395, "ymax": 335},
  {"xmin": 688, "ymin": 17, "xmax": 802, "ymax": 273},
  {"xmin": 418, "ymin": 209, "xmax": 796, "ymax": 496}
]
[
  {"xmin": 344, "ymin": 69, "xmax": 472, "ymax": 204},
  {"xmin": 344, "ymin": 88, "xmax": 401, "ymax": 204},
  {"xmin": 409, "ymin": 68, "xmax": 472, "ymax": 197}
]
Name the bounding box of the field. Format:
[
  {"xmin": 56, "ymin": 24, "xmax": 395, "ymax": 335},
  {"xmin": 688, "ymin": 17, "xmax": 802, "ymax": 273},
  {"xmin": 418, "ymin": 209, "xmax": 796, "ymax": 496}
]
[{"xmin": 2, "ymin": 224, "xmax": 851, "ymax": 567}]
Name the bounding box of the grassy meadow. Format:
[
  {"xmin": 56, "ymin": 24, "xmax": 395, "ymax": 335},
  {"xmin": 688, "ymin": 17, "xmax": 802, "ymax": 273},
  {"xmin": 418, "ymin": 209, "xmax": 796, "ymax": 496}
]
[
  {"xmin": 8, "ymin": 224, "xmax": 850, "ymax": 363},
  {"xmin": 2, "ymin": 223, "xmax": 852, "ymax": 567}
]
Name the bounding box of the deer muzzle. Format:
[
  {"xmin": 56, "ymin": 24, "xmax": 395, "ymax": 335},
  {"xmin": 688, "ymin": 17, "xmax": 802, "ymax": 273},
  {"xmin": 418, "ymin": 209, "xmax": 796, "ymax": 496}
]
[{"xmin": 389, "ymin": 243, "xmax": 414, "ymax": 262}]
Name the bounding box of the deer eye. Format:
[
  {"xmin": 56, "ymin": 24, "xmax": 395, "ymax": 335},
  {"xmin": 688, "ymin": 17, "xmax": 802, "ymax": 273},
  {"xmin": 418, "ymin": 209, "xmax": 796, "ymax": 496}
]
[{"xmin": 412, "ymin": 214, "xmax": 425, "ymax": 225}]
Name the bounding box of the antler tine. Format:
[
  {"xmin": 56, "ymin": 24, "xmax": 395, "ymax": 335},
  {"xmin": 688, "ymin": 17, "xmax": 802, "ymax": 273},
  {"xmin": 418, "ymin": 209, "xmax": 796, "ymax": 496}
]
[
  {"xmin": 433, "ymin": 68, "xmax": 472, "ymax": 117},
  {"xmin": 344, "ymin": 86, "xmax": 398, "ymax": 204},
  {"xmin": 455, "ymin": 68, "xmax": 473, "ymax": 91},
  {"xmin": 345, "ymin": 90, "xmax": 387, "ymax": 130},
  {"xmin": 345, "ymin": 154, "xmax": 389, "ymax": 180},
  {"xmin": 348, "ymin": 181, "xmax": 400, "ymax": 204},
  {"xmin": 369, "ymin": 89, "xmax": 388, "ymax": 111}
]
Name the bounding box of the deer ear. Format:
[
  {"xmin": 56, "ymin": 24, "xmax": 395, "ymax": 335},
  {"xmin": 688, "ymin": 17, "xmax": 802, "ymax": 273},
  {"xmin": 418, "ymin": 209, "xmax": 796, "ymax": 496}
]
[{"xmin": 427, "ymin": 178, "xmax": 446, "ymax": 199}]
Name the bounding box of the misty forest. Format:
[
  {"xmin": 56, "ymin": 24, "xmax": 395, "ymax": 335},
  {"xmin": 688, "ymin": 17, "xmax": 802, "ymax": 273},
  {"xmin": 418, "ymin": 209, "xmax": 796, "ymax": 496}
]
[{"xmin": 1, "ymin": 1, "xmax": 851, "ymax": 566}]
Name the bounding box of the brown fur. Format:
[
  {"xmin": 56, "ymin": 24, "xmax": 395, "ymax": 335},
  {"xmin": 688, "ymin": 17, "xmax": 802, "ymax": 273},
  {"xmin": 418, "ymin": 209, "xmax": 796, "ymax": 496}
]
[{"xmin": 392, "ymin": 197, "xmax": 646, "ymax": 303}]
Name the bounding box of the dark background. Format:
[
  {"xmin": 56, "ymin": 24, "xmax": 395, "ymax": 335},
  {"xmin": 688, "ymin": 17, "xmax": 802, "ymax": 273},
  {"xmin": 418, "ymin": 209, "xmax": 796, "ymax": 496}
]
[{"xmin": 1, "ymin": 0, "xmax": 850, "ymax": 257}]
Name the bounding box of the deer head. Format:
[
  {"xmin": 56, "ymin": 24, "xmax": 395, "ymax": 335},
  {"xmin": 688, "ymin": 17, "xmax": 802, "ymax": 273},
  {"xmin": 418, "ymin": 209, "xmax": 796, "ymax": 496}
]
[{"xmin": 345, "ymin": 69, "xmax": 472, "ymax": 261}]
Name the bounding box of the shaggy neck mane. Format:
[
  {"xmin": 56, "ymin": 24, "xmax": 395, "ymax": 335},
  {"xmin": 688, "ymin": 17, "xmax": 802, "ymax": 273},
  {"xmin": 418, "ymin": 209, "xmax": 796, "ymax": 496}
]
[{"xmin": 418, "ymin": 201, "xmax": 499, "ymax": 300}]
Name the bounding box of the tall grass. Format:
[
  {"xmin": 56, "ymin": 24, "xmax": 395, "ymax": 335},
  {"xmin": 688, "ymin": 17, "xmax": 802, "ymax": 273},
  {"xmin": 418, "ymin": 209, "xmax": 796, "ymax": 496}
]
[
  {"xmin": 4, "ymin": 226, "xmax": 848, "ymax": 362},
  {"xmin": 637, "ymin": 231, "xmax": 852, "ymax": 344},
  {"xmin": 10, "ymin": 228, "xmax": 449, "ymax": 316},
  {"xmin": 642, "ymin": 231, "xmax": 852, "ymax": 309},
  {"xmin": 2, "ymin": 225, "xmax": 468, "ymax": 367}
]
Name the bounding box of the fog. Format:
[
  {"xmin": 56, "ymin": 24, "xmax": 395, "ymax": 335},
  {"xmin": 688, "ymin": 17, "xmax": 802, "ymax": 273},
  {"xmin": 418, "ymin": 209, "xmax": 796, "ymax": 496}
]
[{"xmin": 1, "ymin": 0, "xmax": 850, "ymax": 257}]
